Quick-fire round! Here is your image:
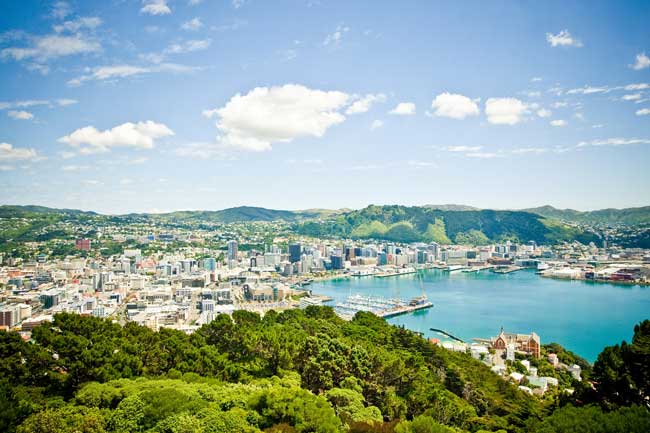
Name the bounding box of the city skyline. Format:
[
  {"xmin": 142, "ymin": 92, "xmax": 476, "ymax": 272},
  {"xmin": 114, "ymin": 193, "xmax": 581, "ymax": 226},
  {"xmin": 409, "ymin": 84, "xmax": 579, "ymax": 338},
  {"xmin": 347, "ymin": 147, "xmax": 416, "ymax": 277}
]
[{"xmin": 1, "ymin": 0, "xmax": 650, "ymax": 213}]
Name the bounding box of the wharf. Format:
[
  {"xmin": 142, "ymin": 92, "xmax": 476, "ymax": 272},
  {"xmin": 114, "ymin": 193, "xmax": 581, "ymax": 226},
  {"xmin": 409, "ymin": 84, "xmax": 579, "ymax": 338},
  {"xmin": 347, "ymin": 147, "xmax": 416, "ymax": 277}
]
[{"xmin": 492, "ymin": 266, "xmax": 522, "ymax": 274}]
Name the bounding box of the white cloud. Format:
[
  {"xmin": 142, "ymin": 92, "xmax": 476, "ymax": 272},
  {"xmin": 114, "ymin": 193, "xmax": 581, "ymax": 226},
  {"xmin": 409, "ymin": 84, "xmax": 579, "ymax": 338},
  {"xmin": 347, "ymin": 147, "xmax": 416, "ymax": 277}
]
[
  {"xmin": 181, "ymin": 17, "xmax": 203, "ymax": 31},
  {"xmin": 346, "ymin": 93, "xmax": 386, "ymax": 114},
  {"xmin": 119, "ymin": 178, "xmax": 133, "ymax": 185},
  {"xmin": 546, "ymin": 30, "xmax": 583, "ymax": 48},
  {"xmin": 0, "ymin": 165, "xmax": 14, "ymax": 171},
  {"xmin": 204, "ymin": 84, "xmax": 349, "ymax": 152},
  {"xmin": 68, "ymin": 63, "xmax": 198, "ymax": 86},
  {"xmin": 622, "ymin": 93, "xmax": 642, "ymax": 101},
  {"xmin": 465, "ymin": 152, "xmax": 500, "ymax": 159},
  {"xmin": 1, "ymin": 35, "xmax": 101, "ymax": 62},
  {"xmin": 141, "ymin": 0, "xmax": 171, "ymax": 15},
  {"xmin": 189, "ymin": 0, "xmax": 204, "ymax": 5},
  {"xmin": 631, "ymin": 53, "xmax": 650, "ymax": 70},
  {"xmin": 625, "ymin": 83, "xmax": 650, "ymax": 91},
  {"xmin": 323, "ymin": 24, "xmax": 349, "ymax": 46},
  {"xmin": 552, "ymin": 101, "xmax": 569, "ymax": 108},
  {"xmin": 165, "ymin": 39, "xmax": 211, "ymax": 54},
  {"xmin": 0, "ymin": 142, "xmax": 39, "ymax": 161},
  {"xmin": 8, "ymin": 110, "xmax": 34, "ymax": 120},
  {"xmin": 511, "ymin": 147, "xmax": 548, "ymax": 155},
  {"xmin": 83, "ymin": 179, "xmax": 103, "ymax": 186},
  {"xmin": 550, "ymin": 119, "xmax": 567, "ymax": 127},
  {"xmin": 51, "ymin": 1, "xmax": 72, "ymax": 19},
  {"xmin": 445, "ymin": 145, "xmax": 482, "ymax": 152},
  {"xmin": 531, "ymin": 77, "xmax": 543, "ymax": 82},
  {"xmin": 57, "ymin": 98, "xmax": 78, "ymax": 106},
  {"xmin": 407, "ymin": 160, "xmax": 435, "ymax": 168},
  {"xmin": 430, "ymin": 92, "xmax": 479, "ymax": 120},
  {"xmin": 232, "ymin": 0, "xmax": 246, "ymax": 8},
  {"xmin": 60, "ymin": 151, "xmax": 76, "ymax": 159},
  {"xmin": 53, "ymin": 17, "xmax": 102, "ymax": 33},
  {"xmin": 62, "ymin": 165, "xmax": 89, "ymax": 171},
  {"xmin": 389, "ymin": 102, "xmax": 416, "ymax": 115},
  {"xmin": 566, "ymin": 86, "xmax": 609, "ymax": 95},
  {"xmin": 577, "ymin": 138, "xmax": 650, "ymax": 147},
  {"xmin": 58, "ymin": 120, "xmax": 174, "ymax": 154},
  {"xmin": 537, "ymin": 108, "xmax": 552, "ymax": 118},
  {"xmin": 370, "ymin": 119, "xmax": 383, "ymax": 130},
  {"xmin": 485, "ymin": 98, "xmax": 527, "ymax": 125},
  {"xmin": 636, "ymin": 108, "xmax": 650, "ymax": 116}
]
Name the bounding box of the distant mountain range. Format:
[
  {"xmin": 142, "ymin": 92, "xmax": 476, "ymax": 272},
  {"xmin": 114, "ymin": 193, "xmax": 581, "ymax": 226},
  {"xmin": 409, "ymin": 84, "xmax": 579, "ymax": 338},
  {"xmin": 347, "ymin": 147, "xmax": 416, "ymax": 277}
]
[{"xmin": 1, "ymin": 203, "xmax": 648, "ymax": 246}]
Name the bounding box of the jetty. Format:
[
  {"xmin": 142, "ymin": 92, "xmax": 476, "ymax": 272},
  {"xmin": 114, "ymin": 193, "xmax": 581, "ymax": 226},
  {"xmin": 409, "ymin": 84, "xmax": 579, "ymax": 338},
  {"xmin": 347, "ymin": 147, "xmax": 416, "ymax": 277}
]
[{"xmin": 430, "ymin": 328, "xmax": 465, "ymax": 343}]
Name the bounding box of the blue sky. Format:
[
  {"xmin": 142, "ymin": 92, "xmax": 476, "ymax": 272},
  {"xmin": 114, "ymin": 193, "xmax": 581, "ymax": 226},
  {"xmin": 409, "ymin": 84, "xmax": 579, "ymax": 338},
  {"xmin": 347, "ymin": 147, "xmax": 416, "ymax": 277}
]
[{"xmin": 0, "ymin": 0, "xmax": 649, "ymax": 214}]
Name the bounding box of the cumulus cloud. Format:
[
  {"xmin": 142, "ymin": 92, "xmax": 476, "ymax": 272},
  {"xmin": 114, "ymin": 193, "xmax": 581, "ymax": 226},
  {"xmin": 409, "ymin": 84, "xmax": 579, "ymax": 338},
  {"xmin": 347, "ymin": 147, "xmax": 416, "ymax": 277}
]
[
  {"xmin": 546, "ymin": 30, "xmax": 582, "ymax": 47},
  {"xmin": 203, "ymin": 84, "xmax": 349, "ymax": 152},
  {"xmin": 537, "ymin": 108, "xmax": 552, "ymax": 118},
  {"xmin": 7, "ymin": 110, "xmax": 33, "ymax": 120},
  {"xmin": 1, "ymin": 34, "xmax": 101, "ymax": 63},
  {"xmin": 181, "ymin": 17, "xmax": 203, "ymax": 31},
  {"xmin": 389, "ymin": 102, "xmax": 416, "ymax": 115},
  {"xmin": 485, "ymin": 98, "xmax": 527, "ymax": 125},
  {"xmin": 631, "ymin": 53, "xmax": 650, "ymax": 70},
  {"xmin": 636, "ymin": 108, "xmax": 650, "ymax": 116},
  {"xmin": 0, "ymin": 142, "xmax": 40, "ymax": 161},
  {"xmin": 141, "ymin": 0, "xmax": 171, "ymax": 15},
  {"xmin": 430, "ymin": 92, "xmax": 479, "ymax": 119},
  {"xmin": 58, "ymin": 121, "xmax": 174, "ymax": 154},
  {"xmin": 550, "ymin": 119, "xmax": 567, "ymax": 127},
  {"xmin": 345, "ymin": 93, "xmax": 386, "ymax": 114},
  {"xmin": 577, "ymin": 138, "xmax": 650, "ymax": 147}
]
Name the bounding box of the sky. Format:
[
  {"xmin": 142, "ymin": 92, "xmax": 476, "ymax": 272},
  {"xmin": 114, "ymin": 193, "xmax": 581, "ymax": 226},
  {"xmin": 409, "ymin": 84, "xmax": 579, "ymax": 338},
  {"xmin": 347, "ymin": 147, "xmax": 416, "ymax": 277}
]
[{"xmin": 0, "ymin": 0, "xmax": 649, "ymax": 214}]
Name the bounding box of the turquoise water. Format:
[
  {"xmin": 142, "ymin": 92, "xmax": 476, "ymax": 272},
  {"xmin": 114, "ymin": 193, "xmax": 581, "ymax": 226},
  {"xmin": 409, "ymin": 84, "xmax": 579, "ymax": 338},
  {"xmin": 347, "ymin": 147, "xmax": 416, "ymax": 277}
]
[{"xmin": 310, "ymin": 269, "xmax": 650, "ymax": 362}]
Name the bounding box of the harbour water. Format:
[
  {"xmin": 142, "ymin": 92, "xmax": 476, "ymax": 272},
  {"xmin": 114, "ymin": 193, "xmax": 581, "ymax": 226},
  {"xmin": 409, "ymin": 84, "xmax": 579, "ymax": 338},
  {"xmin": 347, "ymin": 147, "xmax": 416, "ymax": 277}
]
[{"xmin": 310, "ymin": 269, "xmax": 650, "ymax": 362}]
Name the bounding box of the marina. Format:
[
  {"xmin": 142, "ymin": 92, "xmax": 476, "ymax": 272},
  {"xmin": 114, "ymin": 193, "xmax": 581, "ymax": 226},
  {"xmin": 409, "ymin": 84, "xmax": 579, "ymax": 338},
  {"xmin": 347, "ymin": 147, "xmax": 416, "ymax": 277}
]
[{"xmin": 334, "ymin": 294, "xmax": 433, "ymax": 320}]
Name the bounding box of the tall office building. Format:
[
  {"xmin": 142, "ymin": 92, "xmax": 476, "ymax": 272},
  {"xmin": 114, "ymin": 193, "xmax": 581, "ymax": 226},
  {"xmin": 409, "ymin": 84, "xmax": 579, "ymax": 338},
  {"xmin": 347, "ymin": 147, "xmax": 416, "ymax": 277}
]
[
  {"xmin": 227, "ymin": 240, "xmax": 238, "ymax": 261},
  {"xmin": 289, "ymin": 243, "xmax": 302, "ymax": 263}
]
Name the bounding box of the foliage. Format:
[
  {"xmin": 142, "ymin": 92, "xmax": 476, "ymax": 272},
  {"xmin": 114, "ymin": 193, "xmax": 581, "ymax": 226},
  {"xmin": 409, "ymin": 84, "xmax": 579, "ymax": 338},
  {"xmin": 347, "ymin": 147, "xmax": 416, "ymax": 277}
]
[{"xmin": 1, "ymin": 312, "xmax": 649, "ymax": 432}]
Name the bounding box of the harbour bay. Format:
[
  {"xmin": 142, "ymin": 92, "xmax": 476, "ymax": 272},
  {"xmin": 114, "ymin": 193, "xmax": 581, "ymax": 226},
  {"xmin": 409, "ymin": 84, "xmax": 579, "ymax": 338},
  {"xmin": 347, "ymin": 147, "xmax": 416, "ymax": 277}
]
[{"xmin": 310, "ymin": 269, "xmax": 650, "ymax": 362}]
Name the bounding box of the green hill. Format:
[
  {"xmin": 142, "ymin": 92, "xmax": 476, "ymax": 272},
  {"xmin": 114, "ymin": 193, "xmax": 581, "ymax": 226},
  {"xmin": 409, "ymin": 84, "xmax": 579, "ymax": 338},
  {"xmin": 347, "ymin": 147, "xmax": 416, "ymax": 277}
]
[
  {"xmin": 524, "ymin": 205, "xmax": 650, "ymax": 226},
  {"xmin": 297, "ymin": 205, "xmax": 599, "ymax": 245}
]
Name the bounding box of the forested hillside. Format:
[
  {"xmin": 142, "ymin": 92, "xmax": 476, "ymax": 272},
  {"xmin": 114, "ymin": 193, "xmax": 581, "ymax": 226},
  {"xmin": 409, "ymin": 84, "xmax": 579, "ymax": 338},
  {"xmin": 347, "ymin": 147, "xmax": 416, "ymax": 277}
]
[
  {"xmin": 1, "ymin": 309, "xmax": 648, "ymax": 433},
  {"xmin": 296, "ymin": 205, "xmax": 600, "ymax": 245}
]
